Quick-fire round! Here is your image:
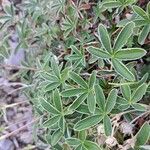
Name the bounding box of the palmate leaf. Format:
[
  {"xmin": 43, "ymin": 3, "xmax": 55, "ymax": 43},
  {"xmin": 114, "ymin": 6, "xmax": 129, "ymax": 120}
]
[
  {"xmin": 114, "ymin": 48, "xmax": 146, "ymax": 60},
  {"xmin": 138, "ymin": 25, "xmax": 150, "ymax": 45},
  {"xmin": 59, "ymin": 117, "xmax": 65, "ymax": 132},
  {"xmin": 83, "ymin": 140, "xmax": 101, "ymax": 150},
  {"xmin": 112, "ymin": 59, "xmax": 135, "ymax": 81},
  {"xmin": 43, "ymin": 115, "xmax": 60, "ymax": 127},
  {"xmin": 103, "ymin": 115, "xmax": 112, "ymax": 136},
  {"xmin": 113, "ymin": 22, "xmax": 135, "ymax": 51},
  {"xmin": 131, "ymin": 103, "xmax": 146, "ymax": 111},
  {"xmin": 87, "ymin": 46, "xmax": 111, "ymax": 59},
  {"xmin": 69, "ymin": 71, "xmax": 88, "ymax": 88},
  {"xmin": 51, "ymin": 57, "xmax": 61, "ymax": 79},
  {"xmin": 61, "ymin": 16, "xmax": 77, "ymax": 38},
  {"xmin": 103, "ymin": 1, "xmax": 122, "ymax": 9},
  {"xmin": 74, "ymin": 115, "xmax": 103, "ymax": 131},
  {"xmin": 70, "ymin": 45, "xmax": 81, "ymax": 56},
  {"xmin": 88, "ymin": 71, "xmax": 96, "ymax": 89},
  {"xmin": 67, "ymin": 45, "xmax": 85, "ymax": 66},
  {"xmin": 53, "ymin": 89, "xmax": 62, "ymax": 112},
  {"xmin": 135, "ymin": 122, "xmax": 150, "ymax": 147},
  {"xmin": 78, "ymin": 130, "xmax": 87, "ymax": 141},
  {"xmin": 51, "ymin": 0, "xmax": 66, "ymax": 14},
  {"xmin": 98, "ymin": 24, "xmax": 112, "ymax": 53},
  {"xmin": 147, "ymin": 2, "xmax": 150, "ymax": 15},
  {"xmin": 61, "ymin": 88, "xmax": 87, "ymax": 97},
  {"xmin": 66, "ymin": 138, "xmax": 81, "ymax": 146},
  {"xmin": 40, "ymin": 98, "xmax": 60, "ymax": 115},
  {"xmin": 76, "ymin": 104, "xmax": 91, "ymax": 115},
  {"xmin": 75, "ymin": 145, "xmax": 82, "ymax": 150},
  {"xmin": 121, "ymin": 84, "xmax": 131, "ymax": 100},
  {"xmin": 87, "ymin": 91, "xmax": 96, "ymax": 113},
  {"xmin": 131, "ymin": 83, "xmax": 147, "ymax": 103},
  {"xmin": 45, "ymin": 82, "xmax": 60, "ymax": 91},
  {"xmin": 51, "ymin": 129, "xmax": 63, "ymax": 146},
  {"xmin": 69, "ymin": 93, "xmax": 87, "ymax": 110},
  {"xmin": 132, "ymin": 5, "xmax": 149, "ymax": 20},
  {"xmin": 94, "ymin": 85, "xmax": 105, "ymax": 112},
  {"xmin": 105, "ymin": 89, "xmax": 118, "ymax": 113}
]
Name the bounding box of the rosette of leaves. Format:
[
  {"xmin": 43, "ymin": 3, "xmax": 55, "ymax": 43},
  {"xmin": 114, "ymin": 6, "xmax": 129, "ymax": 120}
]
[
  {"xmin": 132, "ymin": 3, "xmax": 150, "ymax": 45},
  {"xmin": 66, "ymin": 131, "xmax": 101, "ymax": 150},
  {"xmin": 39, "ymin": 56, "xmax": 70, "ymax": 92},
  {"xmin": 40, "ymin": 89, "xmax": 67, "ymax": 146},
  {"xmin": 87, "ymin": 22, "xmax": 146, "ymax": 81},
  {"xmin": 61, "ymin": 70, "xmax": 97, "ymax": 113},
  {"xmin": 117, "ymin": 2, "xmax": 150, "ymax": 45},
  {"xmin": 117, "ymin": 83, "xmax": 148, "ymax": 111},
  {"xmin": 0, "ymin": 4, "xmax": 16, "ymax": 28},
  {"xmin": 73, "ymin": 84, "xmax": 118, "ymax": 137},
  {"xmin": 65, "ymin": 45, "xmax": 86, "ymax": 67}
]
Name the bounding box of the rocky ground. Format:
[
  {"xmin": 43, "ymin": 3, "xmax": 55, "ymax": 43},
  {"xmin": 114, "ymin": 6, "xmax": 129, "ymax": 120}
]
[{"xmin": 0, "ymin": 76, "xmax": 35, "ymax": 149}]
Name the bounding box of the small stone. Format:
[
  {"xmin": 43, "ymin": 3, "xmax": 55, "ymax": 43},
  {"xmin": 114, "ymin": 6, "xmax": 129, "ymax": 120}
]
[{"xmin": 0, "ymin": 139, "xmax": 15, "ymax": 150}]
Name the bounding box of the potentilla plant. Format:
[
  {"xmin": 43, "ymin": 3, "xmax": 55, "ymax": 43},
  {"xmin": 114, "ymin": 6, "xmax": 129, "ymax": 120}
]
[{"xmin": 0, "ymin": 0, "xmax": 150, "ymax": 150}]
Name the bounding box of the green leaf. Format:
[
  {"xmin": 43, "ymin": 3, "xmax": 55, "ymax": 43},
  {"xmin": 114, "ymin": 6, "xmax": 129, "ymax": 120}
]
[
  {"xmin": 103, "ymin": 115, "xmax": 112, "ymax": 136},
  {"xmin": 76, "ymin": 104, "xmax": 90, "ymax": 115},
  {"xmin": 84, "ymin": 140, "xmax": 101, "ymax": 150},
  {"xmin": 51, "ymin": 57, "xmax": 60, "ymax": 78},
  {"xmin": 69, "ymin": 93, "xmax": 87, "ymax": 110},
  {"xmin": 135, "ymin": 122, "xmax": 150, "ymax": 147},
  {"xmin": 134, "ymin": 19, "xmax": 148, "ymax": 27},
  {"xmin": 43, "ymin": 115, "xmax": 60, "ymax": 127},
  {"xmin": 51, "ymin": 129, "xmax": 63, "ymax": 146},
  {"xmin": 61, "ymin": 67, "xmax": 69, "ymax": 83},
  {"xmin": 74, "ymin": 115, "xmax": 102, "ymax": 131},
  {"xmin": 131, "ymin": 83, "xmax": 147, "ymax": 103},
  {"xmin": 53, "ymin": 89, "xmax": 62, "ymax": 112},
  {"xmin": 78, "ymin": 130, "xmax": 87, "ymax": 141},
  {"xmin": 69, "ymin": 71, "xmax": 88, "ymax": 88},
  {"xmin": 88, "ymin": 71, "xmax": 96, "ymax": 89},
  {"xmin": 45, "ymin": 82, "xmax": 60, "ymax": 91},
  {"xmin": 131, "ymin": 103, "xmax": 146, "ymax": 111},
  {"xmin": 112, "ymin": 59, "xmax": 135, "ymax": 81},
  {"xmin": 70, "ymin": 45, "xmax": 81, "ymax": 56},
  {"xmin": 61, "ymin": 16, "xmax": 77, "ymax": 38},
  {"xmin": 87, "ymin": 46, "xmax": 111, "ymax": 59},
  {"xmin": 75, "ymin": 145, "xmax": 82, "ymax": 150},
  {"xmin": 40, "ymin": 98, "xmax": 60, "ymax": 114},
  {"xmin": 59, "ymin": 117, "xmax": 65, "ymax": 132},
  {"xmin": 61, "ymin": 88, "xmax": 87, "ymax": 97},
  {"xmin": 87, "ymin": 91, "xmax": 96, "ymax": 113},
  {"xmin": 94, "ymin": 85, "xmax": 105, "ymax": 112},
  {"xmin": 98, "ymin": 24, "xmax": 112, "ymax": 53},
  {"xmin": 147, "ymin": 2, "xmax": 150, "ymax": 15},
  {"xmin": 66, "ymin": 138, "xmax": 81, "ymax": 146},
  {"xmin": 138, "ymin": 25, "xmax": 150, "ymax": 45},
  {"xmin": 121, "ymin": 84, "xmax": 131, "ymax": 100},
  {"xmin": 113, "ymin": 22, "xmax": 135, "ymax": 51},
  {"xmin": 103, "ymin": 1, "xmax": 122, "ymax": 8},
  {"xmin": 132, "ymin": 5, "xmax": 149, "ymax": 20},
  {"xmin": 105, "ymin": 89, "xmax": 118, "ymax": 113},
  {"xmin": 114, "ymin": 48, "xmax": 146, "ymax": 60}
]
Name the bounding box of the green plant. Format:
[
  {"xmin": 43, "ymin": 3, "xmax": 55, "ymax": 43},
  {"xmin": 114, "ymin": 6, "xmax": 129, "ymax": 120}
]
[{"xmin": 0, "ymin": 0, "xmax": 150, "ymax": 150}]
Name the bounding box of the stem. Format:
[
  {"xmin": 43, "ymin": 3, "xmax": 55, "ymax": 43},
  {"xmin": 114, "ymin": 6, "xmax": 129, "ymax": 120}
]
[
  {"xmin": 130, "ymin": 111, "xmax": 150, "ymax": 124},
  {"xmin": 0, "ymin": 64, "xmax": 39, "ymax": 71},
  {"xmin": 1, "ymin": 101, "xmax": 29, "ymax": 109}
]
